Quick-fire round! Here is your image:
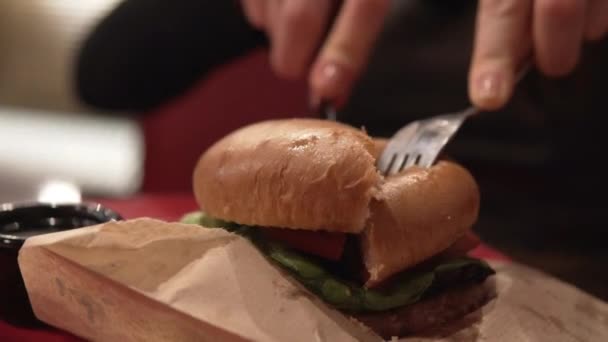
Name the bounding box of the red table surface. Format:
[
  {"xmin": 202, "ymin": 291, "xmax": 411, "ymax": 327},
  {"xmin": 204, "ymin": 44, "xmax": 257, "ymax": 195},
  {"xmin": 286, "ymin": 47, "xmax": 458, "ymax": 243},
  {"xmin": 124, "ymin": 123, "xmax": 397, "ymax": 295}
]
[{"xmin": 0, "ymin": 193, "xmax": 510, "ymax": 342}]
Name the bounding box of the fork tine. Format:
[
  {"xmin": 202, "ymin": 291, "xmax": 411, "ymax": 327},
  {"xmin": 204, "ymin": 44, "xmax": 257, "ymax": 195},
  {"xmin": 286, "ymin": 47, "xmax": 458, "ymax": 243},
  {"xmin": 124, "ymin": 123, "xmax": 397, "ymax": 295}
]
[
  {"xmin": 379, "ymin": 154, "xmax": 397, "ymax": 176},
  {"xmin": 388, "ymin": 153, "xmax": 408, "ymax": 176},
  {"xmin": 377, "ymin": 121, "xmax": 420, "ymax": 174},
  {"xmin": 403, "ymin": 153, "xmax": 420, "ymax": 170},
  {"xmin": 416, "ymin": 152, "xmax": 435, "ymax": 169},
  {"xmin": 377, "ymin": 152, "xmax": 395, "ymax": 175}
]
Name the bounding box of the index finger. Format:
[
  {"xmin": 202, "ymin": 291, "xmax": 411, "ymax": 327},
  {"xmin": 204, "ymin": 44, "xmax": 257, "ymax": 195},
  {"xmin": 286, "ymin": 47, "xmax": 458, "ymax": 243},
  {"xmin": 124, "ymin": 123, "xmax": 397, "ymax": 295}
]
[
  {"xmin": 271, "ymin": 0, "xmax": 333, "ymax": 79},
  {"xmin": 309, "ymin": 0, "xmax": 390, "ymax": 107},
  {"xmin": 469, "ymin": 0, "xmax": 532, "ymax": 111}
]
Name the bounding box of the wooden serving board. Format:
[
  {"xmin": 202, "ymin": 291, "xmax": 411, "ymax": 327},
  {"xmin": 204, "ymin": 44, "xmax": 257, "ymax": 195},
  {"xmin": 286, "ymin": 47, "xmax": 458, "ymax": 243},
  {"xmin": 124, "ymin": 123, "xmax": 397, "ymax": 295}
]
[{"xmin": 18, "ymin": 219, "xmax": 608, "ymax": 342}]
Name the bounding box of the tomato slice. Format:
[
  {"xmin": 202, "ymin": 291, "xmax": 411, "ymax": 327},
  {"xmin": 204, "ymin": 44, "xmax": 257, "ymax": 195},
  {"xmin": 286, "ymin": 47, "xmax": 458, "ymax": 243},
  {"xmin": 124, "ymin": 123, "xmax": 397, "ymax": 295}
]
[{"xmin": 260, "ymin": 227, "xmax": 347, "ymax": 261}]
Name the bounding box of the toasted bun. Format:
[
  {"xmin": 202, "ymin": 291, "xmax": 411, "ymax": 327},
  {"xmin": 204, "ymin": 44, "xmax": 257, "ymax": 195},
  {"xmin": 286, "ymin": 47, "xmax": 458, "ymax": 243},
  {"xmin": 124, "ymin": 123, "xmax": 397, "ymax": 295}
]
[
  {"xmin": 193, "ymin": 119, "xmax": 479, "ymax": 283},
  {"xmin": 362, "ymin": 160, "xmax": 480, "ymax": 286},
  {"xmin": 193, "ymin": 119, "xmax": 380, "ymax": 233}
]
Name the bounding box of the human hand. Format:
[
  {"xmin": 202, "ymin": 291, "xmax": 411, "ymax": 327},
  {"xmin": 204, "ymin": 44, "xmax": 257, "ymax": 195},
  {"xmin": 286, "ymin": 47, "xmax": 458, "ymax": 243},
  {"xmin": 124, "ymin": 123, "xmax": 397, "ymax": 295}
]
[
  {"xmin": 242, "ymin": 1, "xmax": 608, "ymax": 113},
  {"xmin": 469, "ymin": 0, "xmax": 608, "ymax": 111},
  {"xmin": 240, "ymin": 0, "xmax": 390, "ymax": 108}
]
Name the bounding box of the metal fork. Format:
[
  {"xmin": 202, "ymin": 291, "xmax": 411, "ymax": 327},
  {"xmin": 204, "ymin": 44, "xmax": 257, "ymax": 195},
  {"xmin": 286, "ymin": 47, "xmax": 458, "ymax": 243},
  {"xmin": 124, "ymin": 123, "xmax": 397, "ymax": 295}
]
[{"xmin": 377, "ymin": 62, "xmax": 532, "ymax": 176}]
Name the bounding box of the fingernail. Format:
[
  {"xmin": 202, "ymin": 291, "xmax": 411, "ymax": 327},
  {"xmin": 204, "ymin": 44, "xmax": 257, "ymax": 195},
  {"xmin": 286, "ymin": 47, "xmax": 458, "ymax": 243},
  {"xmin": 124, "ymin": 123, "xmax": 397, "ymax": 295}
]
[
  {"xmin": 474, "ymin": 72, "xmax": 504, "ymax": 107},
  {"xmin": 476, "ymin": 72, "xmax": 502, "ymax": 99},
  {"xmin": 311, "ymin": 61, "xmax": 355, "ymax": 101}
]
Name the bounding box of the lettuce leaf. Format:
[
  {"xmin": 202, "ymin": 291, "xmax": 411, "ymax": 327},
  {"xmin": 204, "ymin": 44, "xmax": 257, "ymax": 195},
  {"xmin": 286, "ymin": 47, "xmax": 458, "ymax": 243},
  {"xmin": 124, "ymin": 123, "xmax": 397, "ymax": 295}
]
[{"xmin": 181, "ymin": 211, "xmax": 494, "ymax": 312}]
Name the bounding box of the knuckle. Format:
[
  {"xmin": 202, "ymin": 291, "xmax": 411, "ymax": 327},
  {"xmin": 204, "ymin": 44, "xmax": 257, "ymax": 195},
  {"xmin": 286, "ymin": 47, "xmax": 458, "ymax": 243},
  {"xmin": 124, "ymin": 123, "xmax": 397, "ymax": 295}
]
[
  {"xmin": 538, "ymin": 0, "xmax": 581, "ymax": 18},
  {"xmin": 481, "ymin": 0, "xmax": 527, "ymax": 17}
]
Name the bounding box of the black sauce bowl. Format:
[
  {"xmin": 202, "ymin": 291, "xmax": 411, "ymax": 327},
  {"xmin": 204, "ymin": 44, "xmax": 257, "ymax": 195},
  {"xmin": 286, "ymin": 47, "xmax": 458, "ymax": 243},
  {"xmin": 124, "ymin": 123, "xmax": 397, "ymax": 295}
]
[{"xmin": 0, "ymin": 202, "xmax": 122, "ymax": 327}]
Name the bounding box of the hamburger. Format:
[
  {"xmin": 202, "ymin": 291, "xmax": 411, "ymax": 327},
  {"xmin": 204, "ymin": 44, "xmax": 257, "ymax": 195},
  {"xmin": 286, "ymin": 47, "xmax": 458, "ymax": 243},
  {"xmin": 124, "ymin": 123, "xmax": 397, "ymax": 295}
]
[{"xmin": 182, "ymin": 118, "xmax": 495, "ymax": 339}]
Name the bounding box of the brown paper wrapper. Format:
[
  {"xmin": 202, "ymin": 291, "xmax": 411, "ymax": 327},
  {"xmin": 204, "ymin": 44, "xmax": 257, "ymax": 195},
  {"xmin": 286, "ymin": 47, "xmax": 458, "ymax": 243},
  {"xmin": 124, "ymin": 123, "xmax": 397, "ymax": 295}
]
[{"xmin": 18, "ymin": 218, "xmax": 608, "ymax": 341}]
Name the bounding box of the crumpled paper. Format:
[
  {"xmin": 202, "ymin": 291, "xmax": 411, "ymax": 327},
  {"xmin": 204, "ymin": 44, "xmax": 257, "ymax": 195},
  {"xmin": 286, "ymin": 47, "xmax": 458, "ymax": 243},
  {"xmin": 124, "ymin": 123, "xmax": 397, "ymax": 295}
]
[{"xmin": 18, "ymin": 218, "xmax": 608, "ymax": 342}]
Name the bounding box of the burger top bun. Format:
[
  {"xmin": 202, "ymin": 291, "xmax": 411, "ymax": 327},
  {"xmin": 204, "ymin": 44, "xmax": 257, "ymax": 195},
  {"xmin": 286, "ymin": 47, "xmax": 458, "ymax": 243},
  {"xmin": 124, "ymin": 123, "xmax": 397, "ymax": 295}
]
[
  {"xmin": 193, "ymin": 119, "xmax": 381, "ymax": 233},
  {"xmin": 193, "ymin": 119, "xmax": 479, "ymax": 284}
]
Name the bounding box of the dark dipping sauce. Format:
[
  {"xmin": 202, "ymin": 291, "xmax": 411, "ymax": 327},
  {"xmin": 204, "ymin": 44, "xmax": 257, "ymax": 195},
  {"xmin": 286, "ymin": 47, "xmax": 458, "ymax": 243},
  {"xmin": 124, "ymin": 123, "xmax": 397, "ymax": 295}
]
[{"xmin": 0, "ymin": 202, "xmax": 122, "ymax": 327}]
